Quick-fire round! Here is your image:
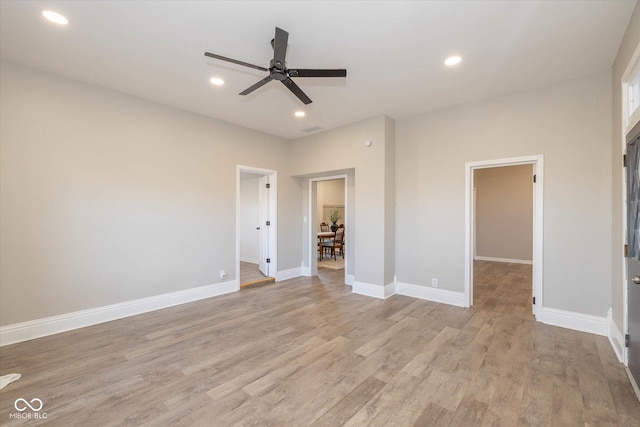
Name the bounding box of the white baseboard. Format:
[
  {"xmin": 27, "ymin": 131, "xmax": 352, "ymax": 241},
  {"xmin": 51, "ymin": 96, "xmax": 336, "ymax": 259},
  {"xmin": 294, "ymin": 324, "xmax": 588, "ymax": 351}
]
[
  {"xmin": 301, "ymin": 266, "xmax": 311, "ymax": 277},
  {"xmin": 346, "ymin": 274, "xmax": 355, "ymax": 286},
  {"xmin": 276, "ymin": 266, "xmax": 303, "ymax": 282},
  {"xmin": 626, "ymin": 367, "xmax": 640, "ymax": 402},
  {"xmin": 352, "ymin": 281, "xmax": 395, "ymax": 299},
  {"xmin": 395, "ymin": 282, "xmax": 466, "ymax": 307},
  {"xmin": 474, "ymin": 256, "xmax": 532, "ymax": 265},
  {"xmin": 542, "ymin": 307, "xmax": 607, "ymax": 336},
  {"xmin": 240, "ymin": 257, "xmax": 259, "ymax": 264},
  {"xmin": 385, "ymin": 282, "xmax": 396, "ymax": 298},
  {"xmin": 0, "ymin": 280, "xmax": 239, "ymax": 347},
  {"xmin": 607, "ymin": 308, "xmax": 626, "ymax": 364}
]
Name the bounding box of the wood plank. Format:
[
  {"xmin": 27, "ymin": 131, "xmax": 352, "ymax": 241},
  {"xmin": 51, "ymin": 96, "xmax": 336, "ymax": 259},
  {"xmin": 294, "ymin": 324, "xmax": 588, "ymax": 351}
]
[{"xmin": 308, "ymin": 376, "xmax": 387, "ymax": 426}]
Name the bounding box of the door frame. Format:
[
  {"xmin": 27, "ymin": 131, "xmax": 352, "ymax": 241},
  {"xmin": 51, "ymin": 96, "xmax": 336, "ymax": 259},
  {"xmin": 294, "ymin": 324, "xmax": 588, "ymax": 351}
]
[
  {"xmin": 621, "ymin": 39, "xmax": 640, "ymax": 374},
  {"xmin": 464, "ymin": 155, "xmax": 544, "ymax": 319},
  {"xmin": 624, "ymin": 127, "xmax": 640, "ymax": 400},
  {"xmin": 258, "ymin": 175, "xmax": 270, "ymax": 277},
  {"xmin": 236, "ymin": 165, "xmax": 277, "ymax": 284},
  {"xmin": 308, "ymin": 174, "xmax": 349, "ymax": 283}
]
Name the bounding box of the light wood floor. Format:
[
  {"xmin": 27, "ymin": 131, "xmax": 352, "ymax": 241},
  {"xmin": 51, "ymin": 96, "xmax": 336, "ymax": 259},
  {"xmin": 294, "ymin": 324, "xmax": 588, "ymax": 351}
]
[
  {"xmin": 473, "ymin": 260, "xmax": 533, "ymax": 318},
  {"xmin": 1, "ymin": 262, "xmax": 639, "ymax": 426},
  {"xmin": 239, "ymin": 261, "xmax": 274, "ymax": 288}
]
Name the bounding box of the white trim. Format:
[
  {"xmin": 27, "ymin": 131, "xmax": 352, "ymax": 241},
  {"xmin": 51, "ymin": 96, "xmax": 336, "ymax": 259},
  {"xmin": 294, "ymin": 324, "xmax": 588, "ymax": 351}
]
[
  {"xmin": 622, "ymin": 41, "xmax": 640, "ymax": 134},
  {"xmin": 346, "ymin": 274, "xmax": 355, "ymax": 286},
  {"xmin": 465, "ymin": 155, "xmax": 544, "ymax": 318},
  {"xmin": 626, "ymin": 367, "xmax": 640, "ymax": 402},
  {"xmin": 608, "ymin": 308, "xmax": 626, "ymax": 364},
  {"xmin": 465, "ymin": 164, "xmax": 473, "ymax": 308},
  {"xmin": 474, "ymin": 256, "xmax": 532, "ymax": 265},
  {"xmin": 276, "ymin": 266, "xmax": 303, "ymax": 282},
  {"xmin": 542, "ymin": 307, "xmax": 607, "ymax": 336},
  {"xmin": 628, "ymin": 100, "xmax": 640, "ymax": 133},
  {"xmin": 385, "ymin": 282, "xmax": 396, "ymax": 298},
  {"xmin": 240, "ymin": 257, "xmax": 259, "ymax": 264},
  {"xmin": 352, "ymin": 281, "xmax": 394, "ymax": 299},
  {"xmin": 0, "ymin": 280, "xmax": 239, "ymax": 347},
  {"xmin": 396, "ymin": 282, "xmax": 466, "ymax": 307},
  {"xmin": 237, "ymin": 166, "xmax": 278, "ymax": 286}
]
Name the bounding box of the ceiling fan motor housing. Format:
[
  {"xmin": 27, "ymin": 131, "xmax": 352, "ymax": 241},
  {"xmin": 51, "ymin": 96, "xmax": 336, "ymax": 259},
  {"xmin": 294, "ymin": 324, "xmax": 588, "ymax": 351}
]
[{"xmin": 269, "ymin": 59, "xmax": 287, "ymax": 81}]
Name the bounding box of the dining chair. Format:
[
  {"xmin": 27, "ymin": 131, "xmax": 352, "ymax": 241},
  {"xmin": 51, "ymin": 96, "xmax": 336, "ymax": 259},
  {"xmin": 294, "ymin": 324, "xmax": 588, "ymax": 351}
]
[
  {"xmin": 318, "ymin": 224, "xmax": 333, "ymax": 260},
  {"xmin": 321, "ymin": 227, "xmax": 344, "ymax": 260}
]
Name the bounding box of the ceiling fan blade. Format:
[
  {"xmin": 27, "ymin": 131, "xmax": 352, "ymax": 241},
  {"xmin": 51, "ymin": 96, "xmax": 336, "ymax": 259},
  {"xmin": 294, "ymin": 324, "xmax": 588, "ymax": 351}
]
[
  {"xmin": 239, "ymin": 76, "xmax": 273, "ymax": 96},
  {"xmin": 272, "ymin": 27, "xmax": 289, "ymax": 68},
  {"xmin": 288, "ymin": 69, "xmax": 347, "ymax": 78},
  {"xmin": 282, "ymin": 77, "xmax": 312, "ymax": 105},
  {"xmin": 204, "ymin": 52, "xmax": 268, "ymax": 72}
]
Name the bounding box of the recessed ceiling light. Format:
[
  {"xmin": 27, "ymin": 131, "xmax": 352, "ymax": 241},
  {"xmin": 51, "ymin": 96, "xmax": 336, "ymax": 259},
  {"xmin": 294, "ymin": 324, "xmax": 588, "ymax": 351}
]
[
  {"xmin": 444, "ymin": 55, "xmax": 462, "ymax": 66},
  {"xmin": 294, "ymin": 111, "xmax": 305, "ymax": 118},
  {"xmin": 209, "ymin": 77, "xmax": 224, "ymax": 86},
  {"xmin": 42, "ymin": 10, "xmax": 68, "ymax": 25}
]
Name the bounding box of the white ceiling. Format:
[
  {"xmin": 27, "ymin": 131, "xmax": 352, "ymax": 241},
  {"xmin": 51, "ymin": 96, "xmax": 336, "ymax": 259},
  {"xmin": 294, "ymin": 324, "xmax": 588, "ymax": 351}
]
[{"xmin": 0, "ymin": 1, "xmax": 636, "ymax": 139}]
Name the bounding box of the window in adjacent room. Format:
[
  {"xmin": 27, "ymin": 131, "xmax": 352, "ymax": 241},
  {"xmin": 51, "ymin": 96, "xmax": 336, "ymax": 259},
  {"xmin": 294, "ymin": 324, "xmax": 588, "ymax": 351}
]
[{"xmin": 624, "ymin": 43, "xmax": 640, "ymax": 132}]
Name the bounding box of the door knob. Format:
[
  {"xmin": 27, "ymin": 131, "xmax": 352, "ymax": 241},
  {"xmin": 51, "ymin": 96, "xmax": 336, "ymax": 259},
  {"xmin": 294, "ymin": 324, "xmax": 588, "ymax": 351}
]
[{"xmin": 634, "ymin": 276, "xmax": 640, "ymax": 285}]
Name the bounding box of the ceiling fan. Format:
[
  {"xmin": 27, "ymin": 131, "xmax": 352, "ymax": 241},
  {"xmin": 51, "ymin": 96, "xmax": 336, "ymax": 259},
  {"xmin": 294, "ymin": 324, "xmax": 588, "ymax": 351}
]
[{"xmin": 204, "ymin": 27, "xmax": 347, "ymax": 105}]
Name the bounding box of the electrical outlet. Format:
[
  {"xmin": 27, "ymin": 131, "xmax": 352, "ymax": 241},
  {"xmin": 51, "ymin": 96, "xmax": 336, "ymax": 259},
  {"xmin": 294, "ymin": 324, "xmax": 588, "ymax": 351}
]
[
  {"xmin": 220, "ymin": 270, "xmax": 227, "ymax": 280},
  {"xmin": 431, "ymin": 278, "xmax": 438, "ymax": 288}
]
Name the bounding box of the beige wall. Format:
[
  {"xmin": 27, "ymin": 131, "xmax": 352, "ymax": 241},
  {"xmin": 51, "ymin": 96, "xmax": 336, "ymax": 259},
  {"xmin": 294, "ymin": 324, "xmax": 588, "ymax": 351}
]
[
  {"xmin": 396, "ymin": 70, "xmax": 612, "ymax": 317},
  {"xmin": 0, "ymin": 60, "xmax": 301, "ymax": 326},
  {"xmin": 475, "ymin": 165, "xmax": 533, "ymax": 262},
  {"xmin": 612, "ymin": 4, "xmax": 640, "ymax": 334},
  {"xmin": 290, "ymin": 116, "xmax": 395, "ymax": 288},
  {"xmin": 384, "ymin": 117, "xmax": 396, "ymax": 287},
  {"xmin": 319, "ymin": 179, "xmax": 345, "ymax": 206},
  {"xmin": 317, "ymin": 179, "xmax": 345, "ymax": 226}
]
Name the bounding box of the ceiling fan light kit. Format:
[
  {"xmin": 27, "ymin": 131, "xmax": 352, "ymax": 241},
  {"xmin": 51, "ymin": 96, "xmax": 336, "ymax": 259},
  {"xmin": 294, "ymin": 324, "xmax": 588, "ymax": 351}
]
[{"xmin": 204, "ymin": 27, "xmax": 347, "ymax": 105}]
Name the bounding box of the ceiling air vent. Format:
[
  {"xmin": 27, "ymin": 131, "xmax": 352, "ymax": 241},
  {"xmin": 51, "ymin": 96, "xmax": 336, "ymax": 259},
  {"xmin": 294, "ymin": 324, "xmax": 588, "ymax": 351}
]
[{"xmin": 301, "ymin": 126, "xmax": 323, "ymax": 133}]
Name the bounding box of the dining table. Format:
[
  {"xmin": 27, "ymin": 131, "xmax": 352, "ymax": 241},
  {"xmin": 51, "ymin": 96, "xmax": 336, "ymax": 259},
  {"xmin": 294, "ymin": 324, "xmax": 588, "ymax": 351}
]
[{"xmin": 317, "ymin": 231, "xmax": 335, "ymax": 261}]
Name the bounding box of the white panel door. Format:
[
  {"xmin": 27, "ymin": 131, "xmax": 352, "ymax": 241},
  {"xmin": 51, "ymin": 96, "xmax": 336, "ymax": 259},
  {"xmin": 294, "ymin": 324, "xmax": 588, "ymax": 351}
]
[
  {"xmin": 627, "ymin": 132, "xmax": 640, "ymax": 385},
  {"xmin": 258, "ymin": 175, "xmax": 269, "ymax": 277}
]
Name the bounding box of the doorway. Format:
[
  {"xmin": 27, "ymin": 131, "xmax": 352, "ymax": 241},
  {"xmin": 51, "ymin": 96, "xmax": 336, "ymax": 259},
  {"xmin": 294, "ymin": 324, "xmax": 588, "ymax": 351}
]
[
  {"xmin": 237, "ymin": 166, "xmax": 277, "ymax": 287},
  {"xmin": 465, "ymin": 155, "xmax": 543, "ymax": 319},
  {"xmin": 308, "ymin": 175, "xmax": 349, "ymax": 285},
  {"xmin": 317, "ymin": 178, "xmax": 346, "ymax": 273},
  {"xmin": 473, "ymin": 164, "xmax": 534, "ymax": 314}
]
